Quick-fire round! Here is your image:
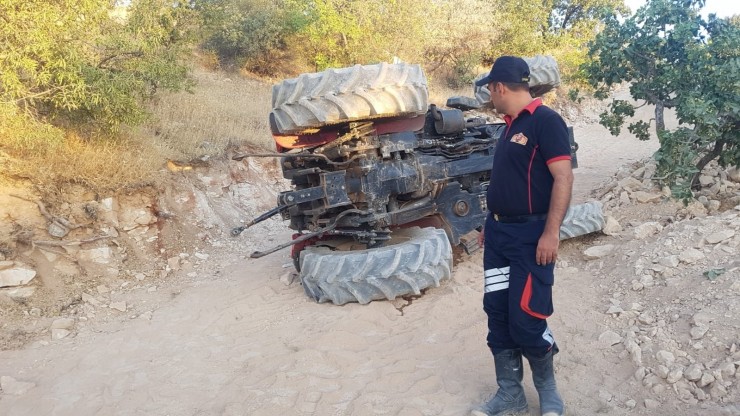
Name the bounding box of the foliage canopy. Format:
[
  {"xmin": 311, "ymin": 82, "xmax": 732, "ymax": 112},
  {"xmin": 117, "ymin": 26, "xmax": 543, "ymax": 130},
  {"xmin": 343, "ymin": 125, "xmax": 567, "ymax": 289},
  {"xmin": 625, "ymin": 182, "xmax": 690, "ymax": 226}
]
[
  {"xmin": 584, "ymin": 0, "xmax": 739, "ymax": 197},
  {"xmin": 0, "ymin": 0, "xmax": 196, "ymax": 133}
]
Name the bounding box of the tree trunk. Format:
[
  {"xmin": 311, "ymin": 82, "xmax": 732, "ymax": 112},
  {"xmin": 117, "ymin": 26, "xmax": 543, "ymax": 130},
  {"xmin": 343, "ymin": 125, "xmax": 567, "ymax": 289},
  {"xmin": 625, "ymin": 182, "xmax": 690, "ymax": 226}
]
[
  {"xmin": 691, "ymin": 139, "xmax": 725, "ymax": 190},
  {"xmin": 655, "ymin": 101, "xmax": 666, "ymax": 133}
]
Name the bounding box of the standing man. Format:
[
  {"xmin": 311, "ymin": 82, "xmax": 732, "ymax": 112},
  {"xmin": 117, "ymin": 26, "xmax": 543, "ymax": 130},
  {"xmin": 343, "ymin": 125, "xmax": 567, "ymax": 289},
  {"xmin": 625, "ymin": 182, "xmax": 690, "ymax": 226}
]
[{"xmin": 472, "ymin": 56, "xmax": 573, "ymax": 416}]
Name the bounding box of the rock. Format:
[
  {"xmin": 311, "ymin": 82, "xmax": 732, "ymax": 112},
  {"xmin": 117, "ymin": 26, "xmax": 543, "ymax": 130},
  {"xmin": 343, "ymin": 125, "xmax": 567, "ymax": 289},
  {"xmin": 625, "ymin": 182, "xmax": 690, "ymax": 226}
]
[
  {"xmin": 643, "ymin": 373, "xmax": 661, "ymax": 387},
  {"xmin": 120, "ymin": 207, "xmax": 157, "ymax": 231},
  {"xmin": 728, "ymin": 166, "xmax": 740, "ymax": 183},
  {"xmin": 4, "ymin": 286, "xmax": 36, "ymax": 299},
  {"xmin": 685, "ymin": 364, "xmax": 703, "ymax": 381},
  {"xmin": 584, "ymin": 245, "xmax": 615, "ymax": 260},
  {"xmin": 667, "ymin": 368, "xmax": 684, "ymax": 384},
  {"xmin": 606, "ymin": 305, "xmax": 624, "ymax": 315},
  {"xmin": 81, "ymin": 292, "xmax": 101, "ymax": 307},
  {"xmin": 710, "ymin": 383, "xmax": 728, "ymax": 398},
  {"xmin": 167, "ymin": 256, "xmax": 181, "ymax": 271},
  {"xmin": 47, "ymin": 220, "xmax": 69, "ymax": 238},
  {"xmin": 690, "ymin": 326, "xmax": 709, "ymax": 340},
  {"xmin": 50, "ymin": 318, "xmax": 75, "ymax": 330},
  {"xmin": 685, "ymin": 200, "xmax": 708, "ymax": 217},
  {"xmin": 134, "ymin": 273, "xmax": 146, "ymax": 281},
  {"xmin": 619, "ymin": 177, "xmax": 643, "ymax": 192},
  {"xmin": 707, "ymin": 200, "xmax": 721, "ymax": 212},
  {"xmin": 634, "ymin": 367, "xmax": 647, "ymax": 381},
  {"xmin": 631, "ymin": 281, "xmax": 644, "ymax": 291},
  {"xmin": 99, "ymin": 197, "xmax": 120, "ymax": 226},
  {"xmin": 656, "ymin": 350, "xmax": 675, "ymax": 366},
  {"xmin": 280, "ymin": 272, "xmax": 296, "ymax": 286},
  {"xmin": 78, "ymin": 247, "xmax": 112, "ymax": 265},
  {"xmin": 695, "ymin": 388, "xmax": 707, "ymax": 401},
  {"xmin": 194, "ymin": 252, "xmax": 209, "ymax": 261},
  {"xmin": 658, "ymin": 255, "xmax": 680, "ymax": 268},
  {"xmin": 644, "ymin": 399, "xmax": 660, "ymax": 409},
  {"xmin": 679, "ymin": 248, "xmax": 705, "ymax": 264},
  {"xmin": 691, "ymin": 312, "xmax": 715, "ymax": 327},
  {"xmin": 698, "ymin": 372, "xmax": 715, "ymax": 388},
  {"xmin": 0, "ymin": 261, "xmax": 13, "ymax": 270},
  {"xmin": 649, "ymin": 264, "xmax": 665, "ymax": 274},
  {"xmin": 109, "ymin": 301, "xmax": 127, "ymax": 312},
  {"xmin": 632, "ymin": 191, "xmax": 662, "ymax": 203},
  {"xmin": 51, "ymin": 328, "xmax": 71, "ymax": 340},
  {"xmin": 638, "ymin": 313, "xmax": 654, "ymax": 325},
  {"xmin": 599, "ymin": 330, "xmax": 622, "ymax": 346},
  {"xmin": 139, "ymin": 311, "xmax": 153, "ymax": 320},
  {"xmin": 96, "ymin": 284, "xmax": 110, "ymax": 294},
  {"xmin": 699, "ymin": 175, "xmax": 715, "ymax": 187},
  {"xmin": 625, "ymin": 340, "xmax": 642, "ymax": 365},
  {"xmin": 656, "ymin": 365, "xmax": 670, "ymax": 379},
  {"xmin": 634, "ymin": 222, "xmax": 662, "ymax": 239},
  {"xmin": 619, "ymin": 191, "xmax": 630, "ymax": 206},
  {"xmin": 625, "ymin": 399, "xmax": 636, "ymax": 409},
  {"xmin": 0, "ymin": 267, "xmax": 37, "ymax": 288},
  {"xmin": 147, "ymin": 286, "xmax": 157, "ymax": 293},
  {"xmin": 598, "ymin": 389, "xmax": 613, "ymax": 403},
  {"xmin": 601, "ymin": 216, "xmax": 622, "ymax": 235},
  {"xmin": 718, "ymin": 362, "xmax": 736, "ymax": 379},
  {"xmin": 705, "ymin": 230, "xmax": 735, "ymax": 244},
  {"xmin": 640, "ymin": 275, "xmax": 654, "ymax": 287},
  {"xmin": 0, "ymin": 376, "xmax": 36, "ymax": 395}
]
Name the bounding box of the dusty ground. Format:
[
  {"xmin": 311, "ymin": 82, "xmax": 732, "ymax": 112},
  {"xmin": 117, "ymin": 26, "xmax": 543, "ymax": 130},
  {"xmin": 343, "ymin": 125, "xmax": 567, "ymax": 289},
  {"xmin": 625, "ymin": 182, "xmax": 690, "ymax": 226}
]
[{"xmin": 0, "ymin": 99, "xmax": 738, "ymax": 416}]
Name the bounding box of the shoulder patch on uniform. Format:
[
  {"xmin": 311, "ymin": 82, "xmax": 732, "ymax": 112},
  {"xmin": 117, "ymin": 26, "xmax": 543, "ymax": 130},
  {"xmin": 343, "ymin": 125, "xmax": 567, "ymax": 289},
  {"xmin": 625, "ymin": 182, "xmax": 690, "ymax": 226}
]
[{"xmin": 511, "ymin": 133, "xmax": 528, "ymax": 146}]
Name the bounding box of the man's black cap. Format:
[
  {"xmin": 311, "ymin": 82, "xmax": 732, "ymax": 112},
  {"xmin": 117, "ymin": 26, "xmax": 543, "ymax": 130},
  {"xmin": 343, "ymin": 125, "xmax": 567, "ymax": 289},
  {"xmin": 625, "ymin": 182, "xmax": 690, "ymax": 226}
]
[{"xmin": 475, "ymin": 56, "xmax": 530, "ymax": 86}]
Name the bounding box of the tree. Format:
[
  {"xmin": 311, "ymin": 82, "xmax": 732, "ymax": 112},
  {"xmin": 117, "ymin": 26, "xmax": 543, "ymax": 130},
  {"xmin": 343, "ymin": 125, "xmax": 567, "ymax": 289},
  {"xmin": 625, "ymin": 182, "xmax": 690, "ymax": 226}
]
[
  {"xmin": 292, "ymin": 0, "xmax": 429, "ymax": 70},
  {"xmin": 584, "ymin": 0, "xmax": 739, "ymax": 198},
  {"xmin": 490, "ymin": 0, "xmax": 627, "ymax": 82},
  {"xmin": 0, "ymin": 0, "xmax": 196, "ymax": 132},
  {"xmin": 196, "ymin": 0, "xmax": 307, "ymax": 72}
]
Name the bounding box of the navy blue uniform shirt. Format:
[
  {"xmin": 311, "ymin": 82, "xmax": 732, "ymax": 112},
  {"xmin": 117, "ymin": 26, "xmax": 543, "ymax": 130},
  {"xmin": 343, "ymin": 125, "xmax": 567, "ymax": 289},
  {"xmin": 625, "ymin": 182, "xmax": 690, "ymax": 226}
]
[{"xmin": 487, "ymin": 98, "xmax": 571, "ymax": 217}]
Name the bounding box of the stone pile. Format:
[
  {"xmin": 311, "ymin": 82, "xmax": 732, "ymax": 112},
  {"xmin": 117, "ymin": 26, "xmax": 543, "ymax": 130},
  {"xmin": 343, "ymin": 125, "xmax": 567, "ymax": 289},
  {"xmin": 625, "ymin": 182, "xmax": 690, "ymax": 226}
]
[
  {"xmin": 581, "ymin": 161, "xmax": 740, "ymax": 410},
  {"xmin": 595, "ymin": 159, "xmax": 740, "ymax": 219}
]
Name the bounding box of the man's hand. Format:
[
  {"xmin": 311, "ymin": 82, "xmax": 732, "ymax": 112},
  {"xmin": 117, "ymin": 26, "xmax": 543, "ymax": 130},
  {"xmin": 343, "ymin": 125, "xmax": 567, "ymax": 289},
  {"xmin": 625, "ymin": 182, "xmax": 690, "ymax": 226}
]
[
  {"xmin": 537, "ymin": 159, "xmax": 572, "ymax": 265},
  {"xmin": 478, "ymin": 229, "xmax": 485, "ymax": 247},
  {"xmin": 536, "ymin": 231, "xmax": 559, "ymax": 265}
]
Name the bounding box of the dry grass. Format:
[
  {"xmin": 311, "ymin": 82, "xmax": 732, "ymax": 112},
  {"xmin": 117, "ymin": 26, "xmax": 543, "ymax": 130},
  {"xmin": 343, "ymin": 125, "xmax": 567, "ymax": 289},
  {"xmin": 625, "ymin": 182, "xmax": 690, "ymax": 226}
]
[
  {"xmin": 1, "ymin": 132, "xmax": 162, "ymax": 196},
  {"xmin": 138, "ymin": 66, "xmax": 276, "ymax": 162},
  {"xmin": 427, "ymin": 82, "xmax": 471, "ymax": 107},
  {"xmin": 0, "ymin": 66, "xmax": 277, "ymax": 196}
]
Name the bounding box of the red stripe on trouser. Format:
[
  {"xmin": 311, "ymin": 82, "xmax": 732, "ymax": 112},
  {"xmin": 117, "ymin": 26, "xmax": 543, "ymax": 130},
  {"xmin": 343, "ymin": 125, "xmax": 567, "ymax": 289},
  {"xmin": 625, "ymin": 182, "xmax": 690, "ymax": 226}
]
[{"xmin": 521, "ymin": 273, "xmax": 551, "ymax": 319}]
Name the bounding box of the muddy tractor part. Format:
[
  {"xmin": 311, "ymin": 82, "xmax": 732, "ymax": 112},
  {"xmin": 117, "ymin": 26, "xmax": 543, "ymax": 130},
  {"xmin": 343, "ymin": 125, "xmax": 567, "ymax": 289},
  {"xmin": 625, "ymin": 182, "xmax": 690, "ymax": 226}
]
[{"xmin": 234, "ymin": 59, "xmax": 604, "ymax": 305}]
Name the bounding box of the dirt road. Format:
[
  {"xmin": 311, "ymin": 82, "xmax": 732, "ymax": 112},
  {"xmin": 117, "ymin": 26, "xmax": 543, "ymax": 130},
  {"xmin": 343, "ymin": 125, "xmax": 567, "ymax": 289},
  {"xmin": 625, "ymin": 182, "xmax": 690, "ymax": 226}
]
[{"xmin": 1, "ymin": 109, "xmax": 732, "ymax": 416}]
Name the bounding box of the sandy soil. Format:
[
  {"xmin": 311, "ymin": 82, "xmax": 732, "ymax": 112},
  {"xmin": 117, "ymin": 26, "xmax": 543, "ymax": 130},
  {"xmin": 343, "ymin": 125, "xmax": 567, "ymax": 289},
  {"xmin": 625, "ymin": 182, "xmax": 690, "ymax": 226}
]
[{"xmin": 0, "ymin": 103, "xmax": 737, "ymax": 416}]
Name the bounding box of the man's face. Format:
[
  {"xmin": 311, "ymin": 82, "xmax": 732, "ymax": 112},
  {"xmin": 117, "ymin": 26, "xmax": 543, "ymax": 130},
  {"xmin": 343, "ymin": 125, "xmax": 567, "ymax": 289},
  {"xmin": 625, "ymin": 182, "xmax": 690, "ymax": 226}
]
[{"xmin": 487, "ymin": 82, "xmax": 503, "ymax": 113}]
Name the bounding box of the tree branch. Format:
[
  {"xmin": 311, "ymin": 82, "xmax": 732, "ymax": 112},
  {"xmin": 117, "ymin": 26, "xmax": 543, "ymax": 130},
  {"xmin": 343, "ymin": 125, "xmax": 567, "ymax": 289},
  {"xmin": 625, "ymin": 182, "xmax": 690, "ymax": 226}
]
[
  {"xmin": 97, "ymin": 51, "xmax": 144, "ymax": 69},
  {"xmin": 691, "ymin": 139, "xmax": 726, "ymax": 190}
]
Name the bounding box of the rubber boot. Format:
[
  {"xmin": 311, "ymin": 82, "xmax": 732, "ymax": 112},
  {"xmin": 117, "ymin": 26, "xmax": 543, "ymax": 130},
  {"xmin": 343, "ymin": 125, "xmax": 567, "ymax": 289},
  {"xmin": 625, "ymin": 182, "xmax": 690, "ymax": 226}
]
[
  {"xmin": 472, "ymin": 349, "xmax": 528, "ymax": 416},
  {"xmin": 527, "ymin": 350, "xmax": 564, "ymax": 416}
]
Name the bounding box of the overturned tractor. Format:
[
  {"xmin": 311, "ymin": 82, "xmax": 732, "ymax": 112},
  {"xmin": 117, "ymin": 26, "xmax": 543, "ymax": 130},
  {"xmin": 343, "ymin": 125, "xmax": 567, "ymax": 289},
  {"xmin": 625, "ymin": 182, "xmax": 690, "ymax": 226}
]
[{"xmin": 234, "ymin": 57, "xmax": 604, "ymax": 305}]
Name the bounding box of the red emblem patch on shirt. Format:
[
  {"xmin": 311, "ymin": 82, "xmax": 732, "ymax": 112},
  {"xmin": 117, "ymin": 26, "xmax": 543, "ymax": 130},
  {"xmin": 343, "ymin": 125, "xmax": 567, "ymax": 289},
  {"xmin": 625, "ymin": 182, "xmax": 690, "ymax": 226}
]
[{"xmin": 511, "ymin": 133, "xmax": 528, "ymax": 145}]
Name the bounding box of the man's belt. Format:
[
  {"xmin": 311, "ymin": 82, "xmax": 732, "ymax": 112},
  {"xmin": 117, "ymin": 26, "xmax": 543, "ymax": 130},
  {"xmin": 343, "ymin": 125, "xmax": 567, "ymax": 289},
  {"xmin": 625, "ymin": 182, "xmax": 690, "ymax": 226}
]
[{"xmin": 492, "ymin": 213, "xmax": 548, "ymax": 223}]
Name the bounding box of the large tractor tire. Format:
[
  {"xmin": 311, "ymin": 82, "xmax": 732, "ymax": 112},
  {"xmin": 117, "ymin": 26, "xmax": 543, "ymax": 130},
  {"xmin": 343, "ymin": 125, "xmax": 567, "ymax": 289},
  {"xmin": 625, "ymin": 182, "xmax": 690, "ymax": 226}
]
[
  {"xmin": 560, "ymin": 201, "xmax": 605, "ymax": 240},
  {"xmin": 299, "ymin": 227, "xmax": 452, "ymax": 305},
  {"xmin": 475, "ymin": 55, "xmax": 561, "ymax": 104},
  {"xmin": 271, "ymin": 63, "xmax": 429, "ymax": 134}
]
